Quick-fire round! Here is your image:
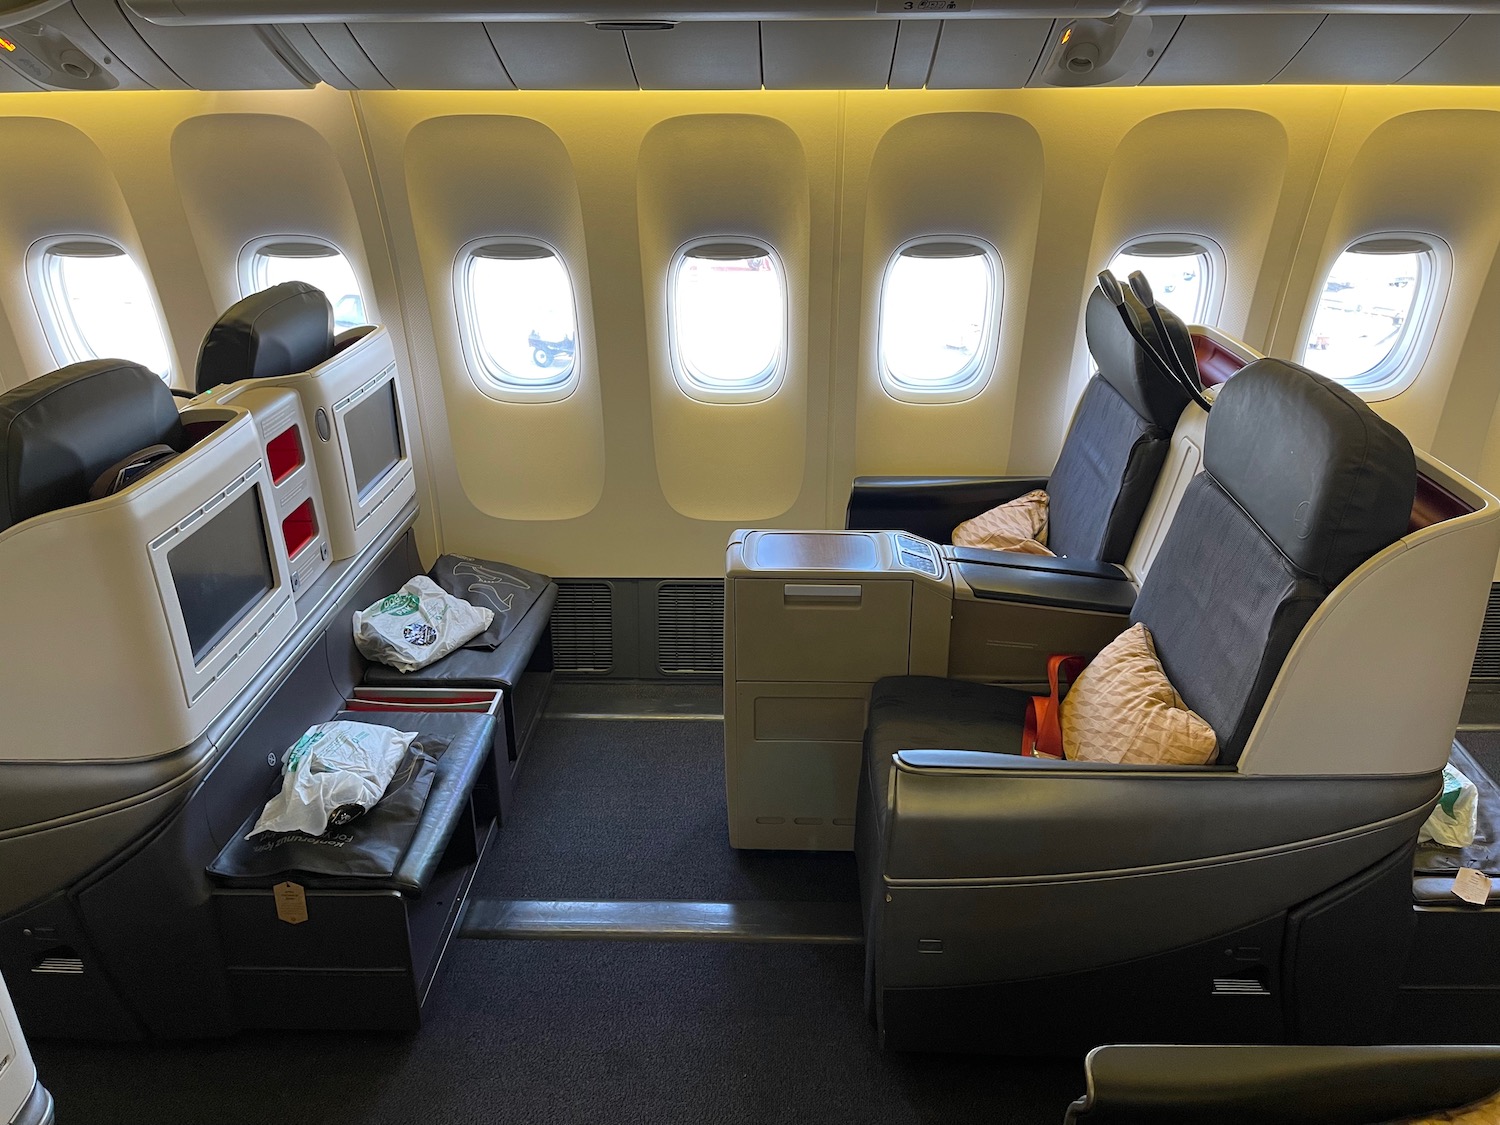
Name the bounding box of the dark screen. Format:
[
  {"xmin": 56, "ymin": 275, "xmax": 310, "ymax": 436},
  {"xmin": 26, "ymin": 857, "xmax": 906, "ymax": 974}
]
[
  {"xmin": 168, "ymin": 486, "xmax": 275, "ymax": 664},
  {"xmin": 345, "ymin": 379, "xmax": 403, "ymax": 502}
]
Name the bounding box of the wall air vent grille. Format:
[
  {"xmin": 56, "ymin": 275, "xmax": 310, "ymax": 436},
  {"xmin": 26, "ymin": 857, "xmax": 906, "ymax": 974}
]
[
  {"xmin": 552, "ymin": 582, "xmax": 614, "ymax": 674},
  {"xmin": 1472, "ymin": 584, "xmax": 1500, "ymax": 681},
  {"xmin": 657, "ymin": 581, "xmax": 724, "ymax": 675},
  {"xmin": 1211, "ymin": 977, "xmax": 1271, "ymax": 997}
]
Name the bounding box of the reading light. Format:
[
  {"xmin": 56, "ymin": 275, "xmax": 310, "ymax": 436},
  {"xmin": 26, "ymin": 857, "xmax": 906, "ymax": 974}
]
[{"xmin": 1039, "ymin": 9, "xmax": 1153, "ymax": 87}]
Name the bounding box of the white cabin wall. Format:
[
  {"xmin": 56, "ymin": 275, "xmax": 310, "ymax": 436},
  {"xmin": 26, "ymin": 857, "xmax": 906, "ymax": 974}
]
[{"xmin": 5, "ymin": 85, "xmax": 1500, "ymax": 575}]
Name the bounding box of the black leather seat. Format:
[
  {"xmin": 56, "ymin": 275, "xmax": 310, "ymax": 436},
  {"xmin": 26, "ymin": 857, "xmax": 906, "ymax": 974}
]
[
  {"xmin": 0, "ymin": 359, "xmax": 185, "ymax": 532},
  {"xmin": 856, "ymin": 358, "xmax": 1424, "ymax": 1054},
  {"xmin": 846, "ymin": 285, "xmax": 1199, "ymax": 564},
  {"xmin": 196, "ymin": 280, "xmax": 335, "ymax": 394}
]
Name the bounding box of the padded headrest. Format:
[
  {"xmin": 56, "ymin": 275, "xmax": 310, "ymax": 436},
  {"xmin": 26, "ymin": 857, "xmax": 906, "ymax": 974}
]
[
  {"xmin": 1205, "ymin": 358, "xmax": 1416, "ymax": 587},
  {"xmin": 196, "ymin": 281, "xmax": 335, "ymax": 394},
  {"xmin": 0, "ymin": 359, "xmax": 185, "ymax": 533},
  {"xmin": 1084, "ymin": 286, "xmax": 1196, "ymax": 431}
]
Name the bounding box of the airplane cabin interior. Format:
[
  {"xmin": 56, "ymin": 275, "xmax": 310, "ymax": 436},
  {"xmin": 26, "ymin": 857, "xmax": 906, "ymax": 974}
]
[{"xmin": 10, "ymin": 1, "xmax": 1500, "ymax": 1122}]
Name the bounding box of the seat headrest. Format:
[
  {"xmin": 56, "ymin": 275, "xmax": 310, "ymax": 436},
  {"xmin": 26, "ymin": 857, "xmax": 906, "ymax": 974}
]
[
  {"xmin": 0, "ymin": 359, "xmax": 185, "ymax": 533},
  {"xmin": 1205, "ymin": 358, "xmax": 1417, "ymax": 587},
  {"xmin": 196, "ymin": 281, "xmax": 335, "ymax": 394},
  {"xmin": 1084, "ymin": 286, "xmax": 1196, "ymax": 431}
]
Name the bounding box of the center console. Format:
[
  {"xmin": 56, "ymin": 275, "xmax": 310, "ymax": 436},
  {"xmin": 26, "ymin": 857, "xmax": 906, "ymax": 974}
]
[{"xmin": 724, "ymin": 530, "xmax": 1135, "ymax": 850}]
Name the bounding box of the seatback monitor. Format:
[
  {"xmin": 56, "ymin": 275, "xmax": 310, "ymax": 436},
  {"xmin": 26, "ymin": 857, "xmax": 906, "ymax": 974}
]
[
  {"xmin": 166, "ymin": 484, "xmax": 275, "ymax": 664},
  {"xmin": 344, "ymin": 378, "xmax": 402, "ymax": 503}
]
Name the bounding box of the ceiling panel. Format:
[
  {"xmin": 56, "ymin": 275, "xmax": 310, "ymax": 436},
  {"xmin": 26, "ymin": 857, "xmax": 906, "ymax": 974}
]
[
  {"xmin": 626, "ymin": 21, "xmax": 759, "ymax": 90},
  {"xmin": 888, "ymin": 20, "xmax": 938, "ymax": 90},
  {"xmin": 1272, "ymin": 14, "xmax": 1466, "ymax": 85},
  {"xmin": 927, "ymin": 17, "xmax": 1052, "ymax": 89},
  {"xmin": 306, "ymin": 23, "xmax": 391, "ymax": 88},
  {"xmin": 1145, "ymin": 14, "xmax": 1324, "ymax": 86},
  {"xmin": 99, "ymin": 0, "xmax": 313, "ymax": 89},
  {"xmin": 488, "ymin": 22, "xmax": 637, "ymax": 90},
  {"xmin": 761, "ymin": 19, "xmax": 898, "ymax": 90},
  {"xmin": 350, "ymin": 23, "xmax": 515, "ymax": 89},
  {"xmin": 73, "ymin": 0, "xmax": 186, "ymax": 87},
  {"xmin": 1401, "ymin": 16, "xmax": 1500, "ymax": 85}
]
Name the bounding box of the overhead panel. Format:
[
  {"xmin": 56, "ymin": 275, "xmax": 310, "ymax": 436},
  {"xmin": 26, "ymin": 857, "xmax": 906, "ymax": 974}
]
[
  {"xmin": 487, "ymin": 22, "xmax": 636, "ymax": 90},
  {"xmin": 1272, "ymin": 14, "xmax": 1466, "ymax": 85},
  {"xmin": 1026, "ymin": 15, "xmax": 1182, "ymax": 88},
  {"xmin": 272, "ymin": 24, "xmax": 354, "ymax": 87},
  {"xmin": 89, "ymin": 0, "xmax": 313, "ymax": 89},
  {"xmin": 887, "ymin": 20, "xmax": 938, "ymax": 90},
  {"xmin": 761, "ymin": 19, "xmax": 897, "ymax": 90},
  {"xmin": 927, "ymin": 17, "xmax": 1052, "ymax": 89},
  {"xmin": 72, "ymin": 0, "xmax": 185, "ymax": 86},
  {"xmin": 626, "ymin": 21, "xmax": 759, "ymax": 90},
  {"xmin": 1401, "ymin": 16, "xmax": 1500, "ymax": 85},
  {"xmin": 1144, "ymin": 15, "xmax": 1324, "ymax": 86},
  {"xmin": 305, "ymin": 24, "xmax": 391, "ymax": 88},
  {"xmin": 0, "ymin": 58, "xmax": 40, "ymax": 90},
  {"xmin": 349, "ymin": 23, "xmax": 514, "ymax": 89}
]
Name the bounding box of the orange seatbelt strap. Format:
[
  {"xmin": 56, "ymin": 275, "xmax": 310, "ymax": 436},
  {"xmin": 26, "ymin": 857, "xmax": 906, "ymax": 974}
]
[{"xmin": 1022, "ymin": 654, "xmax": 1087, "ymax": 759}]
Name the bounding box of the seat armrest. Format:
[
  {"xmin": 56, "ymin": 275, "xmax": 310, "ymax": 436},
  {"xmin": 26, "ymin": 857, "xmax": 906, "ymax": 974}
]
[
  {"xmin": 896, "ymin": 750, "xmax": 1220, "ymax": 773},
  {"xmin": 1066, "ymin": 1044, "xmax": 1500, "ymax": 1124},
  {"xmin": 845, "ymin": 475, "xmax": 1048, "ymax": 542},
  {"xmin": 945, "ymin": 547, "xmax": 1129, "ymax": 583},
  {"xmin": 955, "ymin": 560, "xmax": 1136, "ymax": 615}
]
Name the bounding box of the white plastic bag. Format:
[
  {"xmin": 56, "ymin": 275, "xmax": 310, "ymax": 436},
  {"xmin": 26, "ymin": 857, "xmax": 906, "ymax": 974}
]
[
  {"xmin": 1419, "ymin": 764, "xmax": 1480, "ymax": 848},
  {"xmin": 352, "ymin": 575, "xmax": 494, "ymax": 673},
  {"xmin": 248, "ymin": 720, "xmax": 417, "ymax": 838}
]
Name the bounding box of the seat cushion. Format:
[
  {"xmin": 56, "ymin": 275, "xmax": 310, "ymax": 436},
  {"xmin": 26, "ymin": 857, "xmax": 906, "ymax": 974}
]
[
  {"xmin": 951, "ymin": 489, "xmax": 1053, "ymax": 555},
  {"xmin": 1062, "ymin": 623, "xmax": 1217, "ymax": 765},
  {"xmin": 862, "ymin": 676, "xmax": 1031, "ymax": 810}
]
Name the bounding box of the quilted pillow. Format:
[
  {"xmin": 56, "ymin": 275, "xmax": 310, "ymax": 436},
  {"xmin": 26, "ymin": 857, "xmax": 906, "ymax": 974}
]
[
  {"xmin": 952, "ymin": 489, "xmax": 1053, "ymax": 555},
  {"xmin": 1401, "ymin": 1090, "xmax": 1500, "ymax": 1123},
  {"xmin": 1061, "ymin": 622, "xmax": 1217, "ymax": 765}
]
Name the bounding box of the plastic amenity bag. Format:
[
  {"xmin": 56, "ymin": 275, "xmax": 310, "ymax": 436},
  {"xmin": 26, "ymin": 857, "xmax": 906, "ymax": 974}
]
[
  {"xmin": 249, "ymin": 721, "xmax": 418, "ymax": 838},
  {"xmin": 1419, "ymin": 764, "xmax": 1480, "ymax": 848},
  {"xmin": 352, "ymin": 575, "xmax": 494, "ymax": 673}
]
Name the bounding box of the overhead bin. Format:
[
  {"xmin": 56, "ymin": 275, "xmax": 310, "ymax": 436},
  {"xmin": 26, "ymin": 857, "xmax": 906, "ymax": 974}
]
[
  {"xmin": 0, "ymin": 2, "xmax": 157, "ymax": 89},
  {"xmin": 626, "ymin": 20, "xmax": 759, "ymax": 90},
  {"xmin": 348, "ymin": 22, "xmax": 515, "ymax": 89},
  {"xmin": 302, "ymin": 24, "xmax": 390, "ymax": 87},
  {"xmin": 761, "ymin": 20, "xmax": 897, "ymax": 90},
  {"xmin": 1402, "ymin": 15, "xmax": 1500, "ymax": 84},
  {"xmin": 1272, "ymin": 13, "xmax": 1467, "ymax": 84},
  {"xmin": 926, "ymin": 17, "xmax": 1052, "ymax": 89},
  {"xmin": 1144, "ymin": 14, "xmax": 1324, "ymax": 85},
  {"xmin": 486, "ymin": 21, "xmax": 635, "ymax": 90},
  {"xmin": 888, "ymin": 20, "xmax": 938, "ymax": 89}
]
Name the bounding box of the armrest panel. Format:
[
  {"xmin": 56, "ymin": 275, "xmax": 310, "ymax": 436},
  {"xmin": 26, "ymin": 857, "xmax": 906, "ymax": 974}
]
[
  {"xmin": 1069, "ymin": 1044, "xmax": 1500, "ymax": 1124},
  {"xmin": 845, "ymin": 475, "xmax": 1048, "ymax": 542},
  {"xmin": 945, "ymin": 547, "xmax": 1130, "ymax": 582},
  {"xmin": 956, "ymin": 560, "xmax": 1136, "ymax": 615}
]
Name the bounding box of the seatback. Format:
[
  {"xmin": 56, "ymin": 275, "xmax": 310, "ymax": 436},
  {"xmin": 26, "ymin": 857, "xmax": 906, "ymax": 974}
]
[
  {"xmin": 0, "ymin": 358, "xmax": 185, "ymax": 533},
  {"xmin": 1047, "ymin": 287, "xmax": 1195, "ymax": 562},
  {"xmin": 1131, "ymin": 359, "xmax": 1416, "ymax": 764},
  {"xmin": 195, "ymin": 281, "xmax": 335, "ymax": 394}
]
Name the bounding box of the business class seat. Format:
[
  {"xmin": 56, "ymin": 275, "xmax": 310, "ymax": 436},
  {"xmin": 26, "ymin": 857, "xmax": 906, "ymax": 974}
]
[
  {"xmin": 195, "ymin": 283, "xmax": 559, "ymax": 773},
  {"xmin": 846, "ymin": 285, "xmax": 1200, "ymax": 565},
  {"xmin": 855, "ymin": 358, "xmax": 1500, "ymax": 1054}
]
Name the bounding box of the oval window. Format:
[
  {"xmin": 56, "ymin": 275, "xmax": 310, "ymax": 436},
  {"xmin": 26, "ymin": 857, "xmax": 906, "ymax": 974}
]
[
  {"xmin": 35, "ymin": 240, "xmax": 173, "ymax": 379},
  {"xmin": 460, "ymin": 242, "xmax": 579, "ymax": 396},
  {"xmin": 1108, "ymin": 238, "xmax": 1216, "ymax": 325},
  {"xmin": 670, "ymin": 241, "xmax": 786, "ymax": 399},
  {"xmin": 246, "ymin": 240, "xmax": 368, "ymax": 333},
  {"xmin": 879, "ymin": 241, "xmax": 999, "ymax": 399},
  {"xmin": 1302, "ymin": 238, "xmax": 1435, "ymax": 391}
]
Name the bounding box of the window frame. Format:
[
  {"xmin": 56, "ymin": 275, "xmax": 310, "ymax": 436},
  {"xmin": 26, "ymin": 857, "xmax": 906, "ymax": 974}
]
[
  {"xmin": 454, "ymin": 236, "xmax": 583, "ymax": 404},
  {"xmin": 239, "ymin": 235, "xmax": 370, "ymax": 331},
  {"xmin": 1301, "ymin": 233, "xmax": 1448, "ymax": 400},
  {"xmin": 667, "ymin": 236, "xmax": 789, "ymax": 405},
  {"xmin": 26, "ymin": 235, "xmax": 174, "ymax": 381},
  {"xmin": 1106, "ymin": 234, "xmax": 1223, "ymax": 327}
]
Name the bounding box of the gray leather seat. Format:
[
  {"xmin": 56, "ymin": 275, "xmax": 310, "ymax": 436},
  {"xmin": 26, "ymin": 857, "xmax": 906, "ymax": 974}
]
[
  {"xmin": 846, "ymin": 285, "xmax": 1199, "ymax": 564},
  {"xmin": 195, "ymin": 280, "xmax": 336, "ymax": 394},
  {"xmin": 855, "ymin": 358, "xmax": 1426, "ymax": 1054}
]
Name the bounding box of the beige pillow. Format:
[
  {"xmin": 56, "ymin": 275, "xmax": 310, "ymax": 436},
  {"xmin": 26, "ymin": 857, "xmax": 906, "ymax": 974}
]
[
  {"xmin": 1062, "ymin": 622, "xmax": 1217, "ymax": 765},
  {"xmin": 952, "ymin": 489, "xmax": 1053, "ymax": 556},
  {"xmin": 1402, "ymin": 1089, "xmax": 1500, "ymax": 1124}
]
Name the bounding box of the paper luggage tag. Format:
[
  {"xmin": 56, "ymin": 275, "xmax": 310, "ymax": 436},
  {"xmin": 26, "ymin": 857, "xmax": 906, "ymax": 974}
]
[
  {"xmin": 273, "ymin": 880, "xmax": 309, "ymax": 924},
  {"xmin": 1453, "ymin": 866, "xmax": 1491, "ymax": 906}
]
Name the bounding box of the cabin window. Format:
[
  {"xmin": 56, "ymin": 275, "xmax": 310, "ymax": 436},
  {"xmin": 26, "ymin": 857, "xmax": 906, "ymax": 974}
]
[
  {"xmin": 244, "ymin": 240, "xmax": 367, "ymax": 333},
  {"xmin": 669, "ymin": 240, "xmax": 786, "ymax": 402},
  {"xmin": 458, "ymin": 241, "xmax": 580, "ymax": 400},
  {"xmin": 878, "ymin": 239, "xmax": 1000, "ymax": 402},
  {"xmin": 33, "ymin": 240, "xmax": 173, "ymax": 379},
  {"xmin": 1302, "ymin": 238, "xmax": 1438, "ymax": 394},
  {"xmin": 1107, "ymin": 238, "xmax": 1217, "ymax": 325}
]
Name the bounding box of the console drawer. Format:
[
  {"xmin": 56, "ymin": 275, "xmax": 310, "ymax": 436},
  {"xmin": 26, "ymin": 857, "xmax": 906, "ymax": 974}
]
[{"xmin": 732, "ymin": 577, "xmax": 911, "ymax": 682}]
